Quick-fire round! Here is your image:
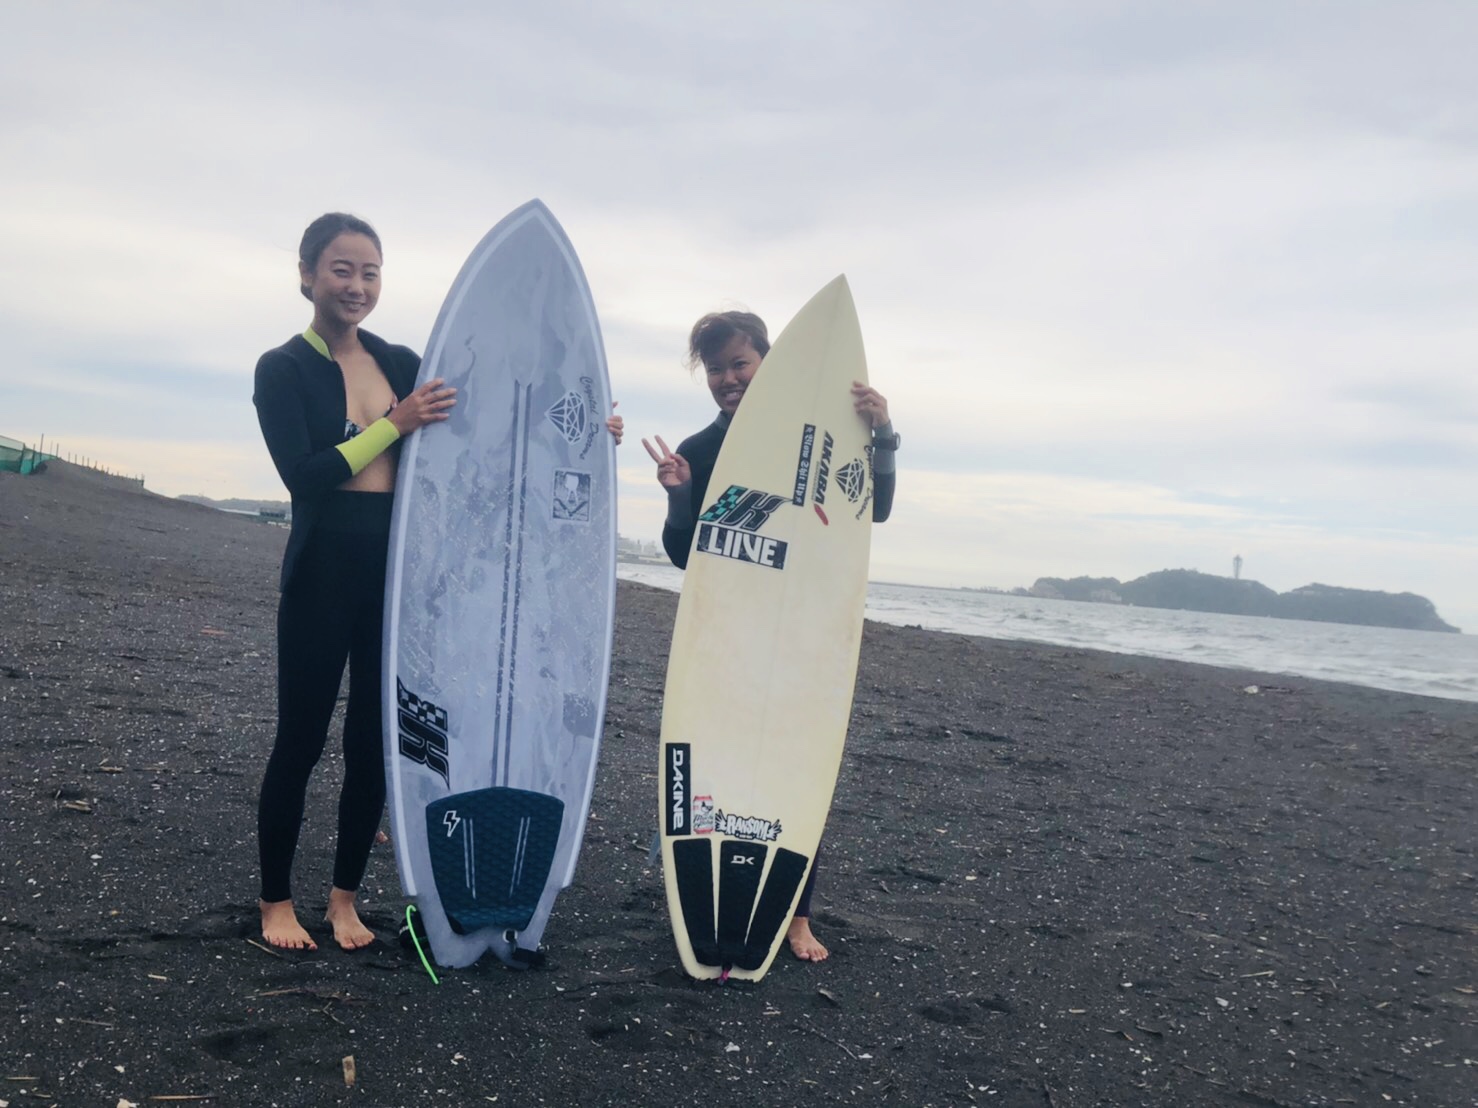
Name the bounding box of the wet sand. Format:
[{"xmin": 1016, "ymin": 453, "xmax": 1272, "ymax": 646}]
[{"xmin": 2, "ymin": 462, "xmax": 1474, "ymax": 1107}]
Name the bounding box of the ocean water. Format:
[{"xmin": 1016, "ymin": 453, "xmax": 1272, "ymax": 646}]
[{"xmin": 617, "ymin": 563, "xmax": 1478, "ymax": 704}]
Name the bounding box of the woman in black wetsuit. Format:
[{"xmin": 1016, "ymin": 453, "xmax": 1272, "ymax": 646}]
[
  {"xmin": 642, "ymin": 308, "xmax": 898, "ymax": 961},
  {"xmin": 254, "ymin": 213, "xmax": 625, "ymax": 952},
  {"xmin": 252, "ymin": 213, "xmax": 458, "ymax": 951}
]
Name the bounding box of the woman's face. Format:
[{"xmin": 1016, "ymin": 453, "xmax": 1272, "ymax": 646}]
[
  {"xmin": 300, "ymin": 232, "xmax": 381, "ymax": 328},
  {"xmin": 705, "ymin": 333, "xmax": 764, "ymax": 416}
]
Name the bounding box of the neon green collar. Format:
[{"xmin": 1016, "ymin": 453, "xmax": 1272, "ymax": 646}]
[{"xmin": 302, "ymin": 326, "xmax": 332, "ymax": 361}]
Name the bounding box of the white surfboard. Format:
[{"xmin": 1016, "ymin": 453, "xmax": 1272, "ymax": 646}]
[
  {"xmin": 383, "ymin": 200, "xmax": 616, "ymax": 969},
  {"xmin": 659, "ymin": 276, "xmax": 874, "ymax": 981}
]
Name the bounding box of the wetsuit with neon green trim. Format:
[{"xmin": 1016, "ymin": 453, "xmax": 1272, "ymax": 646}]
[
  {"xmin": 252, "ymin": 327, "xmax": 420, "ymax": 904},
  {"xmin": 253, "ymin": 327, "xmax": 419, "ymax": 590},
  {"xmin": 297, "ymin": 326, "xmax": 404, "ymax": 478}
]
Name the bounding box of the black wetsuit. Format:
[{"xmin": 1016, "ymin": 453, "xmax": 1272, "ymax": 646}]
[
  {"xmin": 661, "ymin": 412, "xmax": 898, "ymax": 917},
  {"xmin": 252, "ymin": 330, "xmax": 419, "ymax": 903}
]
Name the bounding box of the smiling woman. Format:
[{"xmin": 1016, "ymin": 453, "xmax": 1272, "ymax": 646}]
[{"xmin": 250, "ymin": 212, "xmax": 458, "ymax": 955}]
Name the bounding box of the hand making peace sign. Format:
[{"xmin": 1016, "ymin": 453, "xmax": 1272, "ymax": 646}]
[{"xmin": 641, "ymin": 435, "xmax": 691, "ymax": 489}]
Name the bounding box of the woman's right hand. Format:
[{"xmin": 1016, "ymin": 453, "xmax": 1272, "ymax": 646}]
[
  {"xmin": 390, "ymin": 378, "xmax": 457, "ymax": 434},
  {"xmin": 642, "ymin": 436, "xmax": 691, "ymax": 489}
]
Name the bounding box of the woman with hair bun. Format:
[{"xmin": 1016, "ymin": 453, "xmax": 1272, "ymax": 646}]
[{"xmin": 251, "ymin": 212, "xmax": 457, "ymax": 951}]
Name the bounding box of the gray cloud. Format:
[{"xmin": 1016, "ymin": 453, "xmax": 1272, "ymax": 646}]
[{"xmin": 3, "ymin": 0, "xmax": 1474, "ymax": 626}]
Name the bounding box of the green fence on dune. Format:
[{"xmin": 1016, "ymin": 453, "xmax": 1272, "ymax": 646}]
[{"xmin": 0, "ymin": 435, "xmax": 56, "ymax": 476}]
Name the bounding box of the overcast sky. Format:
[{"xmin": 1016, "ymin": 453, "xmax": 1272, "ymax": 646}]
[{"xmin": 4, "ymin": 1, "xmax": 1475, "ymax": 630}]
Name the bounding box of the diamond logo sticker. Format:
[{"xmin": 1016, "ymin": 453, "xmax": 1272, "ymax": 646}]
[
  {"xmin": 838, "ymin": 459, "xmax": 865, "ymax": 502},
  {"xmin": 547, "ymin": 390, "xmax": 587, "ymax": 444}
]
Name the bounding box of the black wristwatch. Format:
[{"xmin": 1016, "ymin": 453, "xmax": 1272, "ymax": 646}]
[{"xmin": 872, "ymin": 430, "xmax": 901, "ymax": 451}]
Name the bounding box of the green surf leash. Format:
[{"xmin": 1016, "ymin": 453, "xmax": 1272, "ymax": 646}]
[{"xmin": 404, "ymin": 904, "xmax": 439, "ymax": 985}]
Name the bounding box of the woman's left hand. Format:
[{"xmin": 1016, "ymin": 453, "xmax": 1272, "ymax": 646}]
[
  {"xmin": 851, "ymin": 382, "xmax": 890, "ymax": 429},
  {"xmin": 606, "ymin": 401, "xmax": 624, "ymax": 445}
]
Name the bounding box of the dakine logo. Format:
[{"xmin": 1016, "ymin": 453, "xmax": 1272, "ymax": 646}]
[
  {"xmin": 665, "ymin": 744, "xmax": 691, "ymax": 835},
  {"xmin": 397, "ymin": 678, "xmax": 450, "ymax": 784},
  {"xmin": 696, "ymin": 484, "xmax": 789, "ymax": 570},
  {"xmin": 838, "ymin": 459, "xmax": 865, "ymax": 502},
  {"xmin": 714, "ymin": 810, "xmax": 782, "ymax": 842},
  {"xmin": 792, "ymin": 424, "xmax": 817, "ymax": 505},
  {"xmin": 729, "ymin": 854, "xmax": 757, "ymax": 865}
]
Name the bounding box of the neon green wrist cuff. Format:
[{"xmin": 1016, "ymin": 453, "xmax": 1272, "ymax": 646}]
[{"xmin": 335, "ymin": 417, "xmax": 401, "ymax": 475}]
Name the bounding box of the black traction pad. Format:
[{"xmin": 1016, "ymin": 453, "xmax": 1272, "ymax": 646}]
[
  {"xmin": 672, "ymin": 838, "xmax": 719, "ymax": 966},
  {"xmin": 716, "ymin": 840, "xmax": 768, "ymax": 964},
  {"xmin": 672, "ymin": 838, "xmax": 811, "ymax": 970},
  {"xmin": 425, "ymin": 787, "xmax": 564, "ymax": 935},
  {"xmin": 738, "ymin": 848, "xmax": 809, "ymax": 970}
]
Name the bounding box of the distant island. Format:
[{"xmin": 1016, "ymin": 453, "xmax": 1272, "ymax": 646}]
[
  {"xmin": 1028, "ymin": 569, "xmax": 1460, "ymax": 634},
  {"xmin": 176, "ymin": 494, "xmax": 1459, "ymax": 634}
]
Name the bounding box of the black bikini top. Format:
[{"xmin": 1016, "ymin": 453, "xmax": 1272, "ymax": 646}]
[{"xmin": 344, "ymin": 404, "xmax": 395, "ymax": 442}]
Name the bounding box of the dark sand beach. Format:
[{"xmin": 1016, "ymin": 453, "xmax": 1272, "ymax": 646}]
[{"xmin": 2, "ymin": 462, "xmax": 1474, "ymax": 1107}]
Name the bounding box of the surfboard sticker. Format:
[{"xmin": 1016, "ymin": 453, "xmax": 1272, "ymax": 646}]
[
  {"xmin": 664, "ymin": 743, "xmax": 691, "ymax": 836},
  {"xmin": 694, "ymin": 484, "xmax": 791, "ymax": 570},
  {"xmin": 692, "ymin": 795, "xmax": 715, "ymax": 834},
  {"xmin": 396, "ymin": 678, "xmax": 450, "ymax": 785},
  {"xmin": 658, "ymin": 275, "xmax": 873, "ymax": 981},
  {"xmin": 383, "ymin": 200, "xmax": 616, "ymax": 970}
]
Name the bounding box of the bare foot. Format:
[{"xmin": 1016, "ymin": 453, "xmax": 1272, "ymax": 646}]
[
  {"xmin": 787, "ymin": 916, "xmax": 829, "ymax": 962},
  {"xmin": 325, "ymin": 887, "xmax": 376, "ymax": 950},
  {"xmin": 259, "ymin": 898, "xmax": 317, "ymax": 951},
  {"xmin": 374, "ymin": 829, "xmax": 390, "ymax": 846}
]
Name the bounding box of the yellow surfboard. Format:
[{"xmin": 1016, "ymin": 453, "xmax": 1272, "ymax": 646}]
[{"xmin": 659, "ymin": 276, "xmax": 874, "ymax": 981}]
